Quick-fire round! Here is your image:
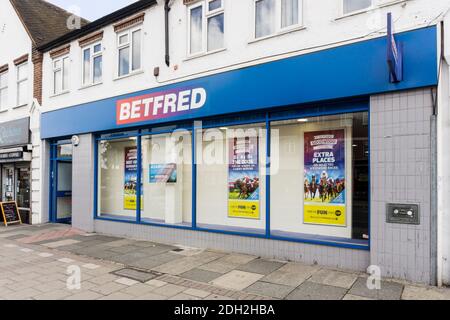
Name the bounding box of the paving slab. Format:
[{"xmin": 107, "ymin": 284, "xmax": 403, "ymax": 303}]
[
  {"xmin": 152, "ymin": 257, "xmax": 207, "ymax": 275},
  {"xmin": 401, "ymin": 285, "xmax": 450, "ymax": 300},
  {"xmin": 108, "ymin": 245, "xmax": 142, "ymax": 254},
  {"xmin": 146, "ymin": 279, "xmax": 168, "ymax": 287},
  {"xmin": 134, "ymin": 292, "xmax": 167, "ymax": 300},
  {"xmin": 136, "ymin": 245, "xmax": 177, "ymax": 256},
  {"xmin": 244, "ymin": 281, "xmax": 294, "ymax": 299},
  {"xmin": 180, "ymin": 268, "xmax": 222, "ymax": 283},
  {"xmin": 130, "ymin": 252, "xmax": 181, "ymax": 270},
  {"xmin": 108, "ymin": 251, "xmax": 150, "ymax": 264},
  {"xmin": 169, "ymin": 293, "xmax": 200, "ymax": 300},
  {"xmin": 100, "ymin": 292, "xmax": 135, "ymax": 300},
  {"xmin": 91, "ymin": 282, "xmax": 126, "ymax": 295},
  {"xmin": 309, "ymin": 269, "xmax": 358, "ymax": 289},
  {"xmin": 348, "ymin": 277, "xmax": 403, "ymax": 300},
  {"xmin": 115, "ymin": 277, "xmax": 140, "ymax": 286},
  {"xmin": 237, "ymin": 259, "xmax": 285, "ymax": 275},
  {"xmin": 262, "ymin": 262, "xmax": 318, "ymax": 287},
  {"xmin": 184, "ymin": 288, "xmax": 211, "ymax": 298},
  {"xmin": 197, "ymin": 261, "xmax": 238, "ymax": 274},
  {"xmin": 210, "ymin": 270, "xmax": 264, "ymax": 291},
  {"xmin": 152, "ymin": 284, "xmax": 187, "ymax": 297},
  {"xmin": 343, "ymin": 294, "xmax": 373, "ymax": 300},
  {"xmin": 286, "ymin": 281, "xmax": 347, "ymax": 300},
  {"xmin": 112, "ymin": 268, "xmax": 160, "ymax": 283},
  {"xmin": 64, "ymin": 291, "xmax": 103, "ymax": 300},
  {"xmin": 120, "ymin": 283, "xmax": 157, "ymax": 296},
  {"xmin": 216, "ymin": 253, "xmax": 257, "ymax": 265},
  {"xmin": 43, "ymin": 239, "xmax": 81, "ymax": 248}
]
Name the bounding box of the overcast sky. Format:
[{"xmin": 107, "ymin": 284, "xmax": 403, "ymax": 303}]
[{"xmin": 46, "ymin": 0, "xmax": 138, "ymax": 21}]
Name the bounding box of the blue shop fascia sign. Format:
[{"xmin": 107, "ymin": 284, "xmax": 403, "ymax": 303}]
[{"xmin": 41, "ymin": 26, "xmax": 438, "ymax": 139}]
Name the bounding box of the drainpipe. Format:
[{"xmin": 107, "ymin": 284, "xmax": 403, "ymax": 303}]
[{"xmin": 164, "ymin": 0, "xmax": 171, "ymax": 67}]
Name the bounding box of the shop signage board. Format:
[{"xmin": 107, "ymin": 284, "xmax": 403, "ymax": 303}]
[
  {"xmin": 0, "ymin": 202, "xmax": 22, "ymax": 226},
  {"xmin": 149, "ymin": 164, "xmax": 177, "ymax": 183},
  {"xmin": 116, "ymin": 87, "xmax": 207, "ymax": 125},
  {"xmin": 303, "ymin": 130, "xmax": 346, "ymax": 226},
  {"xmin": 0, "ymin": 118, "xmax": 30, "ymax": 148},
  {"xmin": 124, "ymin": 147, "xmax": 139, "ymax": 210},
  {"xmin": 228, "ymin": 134, "xmax": 260, "ymax": 219}
]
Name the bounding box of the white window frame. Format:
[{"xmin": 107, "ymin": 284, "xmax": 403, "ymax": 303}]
[
  {"xmin": 0, "ymin": 71, "xmax": 8, "ymax": 111},
  {"xmin": 116, "ymin": 26, "xmax": 143, "ymax": 78},
  {"xmin": 52, "ymin": 55, "xmax": 70, "ymax": 95},
  {"xmin": 342, "ymin": 0, "xmax": 373, "ymax": 15},
  {"xmin": 253, "ymin": 0, "xmax": 303, "ymax": 40},
  {"xmin": 82, "ymin": 42, "xmax": 103, "ymax": 86},
  {"xmin": 16, "ymin": 62, "xmax": 28, "ymax": 107},
  {"xmin": 187, "ymin": 0, "xmax": 225, "ymax": 57}
]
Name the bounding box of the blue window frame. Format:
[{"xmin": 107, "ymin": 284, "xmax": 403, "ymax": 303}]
[{"xmin": 92, "ymin": 99, "xmax": 370, "ymax": 250}]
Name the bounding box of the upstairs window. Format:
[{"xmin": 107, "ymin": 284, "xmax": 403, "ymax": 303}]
[
  {"xmin": 343, "ymin": 0, "xmax": 372, "ymax": 15},
  {"xmin": 0, "ymin": 72, "xmax": 7, "ymax": 111},
  {"xmin": 52, "ymin": 56, "xmax": 69, "ymax": 95},
  {"xmin": 16, "ymin": 62, "xmax": 28, "ymax": 106},
  {"xmin": 255, "ymin": 0, "xmax": 302, "ymax": 39},
  {"xmin": 117, "ymin": 28, "xmax": 142, "ymax": 77},
  {"xmin": 188, "ymin": 0, "xmax": 225, "ymax": 55},
  {"xmin": 82, "ymin": 42, "xmax": 103, "ymax": 86}
]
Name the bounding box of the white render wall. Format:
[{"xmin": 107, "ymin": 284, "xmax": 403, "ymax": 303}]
[
  {"xmin": 0, "ymin": 0, "xmax": 42, "ymax": 225},
  {"xmin": 0, "ymin": 0, "xmax": 34, "ymax": 121},
  {"xmin": 41, "ymin": 0, "xmax": 450, "ymax": 113}
]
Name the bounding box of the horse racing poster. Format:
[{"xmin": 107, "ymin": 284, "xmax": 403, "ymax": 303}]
[
  {"xmin": 303, "ymin": 130, "xmax": 346, "ymax": 226},
  {"xmin": 124, "ymin": 146, "xmax": 139, "ymax": 210},
  {"xmin": 228, "ymin": 133, "xmax": 260, "ymax": 220}
]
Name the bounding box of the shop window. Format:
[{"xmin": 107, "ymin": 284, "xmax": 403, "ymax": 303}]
[
  {"xmin": 343, "ymin": 0, "xmax": 372, "ymax": 15},
  {"xmin": 82, "ymin": 43, "xmax": 103, "ymax": 86},
  {"xmin": 52, "ymin": 56, "xmax": 69, "ymax": 95},
  {"xmin": 16, "ymin": 62, "xmax": 28, "ymax": 106},
  {"xmin": 270, "ymin": 112, "xmax": 369, "ymax": 243},
  {"xmin": 255, "ymin": 0, "xmax": 302, "ymax": 39},
  {"xmin": 188, "ymin": 0, "xmax": 225, "ymax": 55},
  {"xmin": 140, "ymin": 130, "xmax": 192, "ymax": 226},
  {"xmin": 98, "ymin": 137, "xmax": 138, "ymax": 220},
  {"xmin": 0, "ymin": 71, "xmax": 7, "ymax": 111},
  {"xmin": 117, "ymin": 28, "xmax": 142, "ymax": 77},
  {"xmin": 196, "ymin": 123, "xmax": 267, "ymax": 235}
]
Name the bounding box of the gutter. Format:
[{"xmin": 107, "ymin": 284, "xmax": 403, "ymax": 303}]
[{"xmin": 165, "ymin": 0, "xmax": 171, "ymax": 66}]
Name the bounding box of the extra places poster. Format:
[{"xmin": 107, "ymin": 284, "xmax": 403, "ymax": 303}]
[
  {"xmin": 228, "ymin": 135, "xmax": 260, "ymax": 219},
  {"xmin": 304, "ymin": 130, "xmax": 346, "ymax": 226}
]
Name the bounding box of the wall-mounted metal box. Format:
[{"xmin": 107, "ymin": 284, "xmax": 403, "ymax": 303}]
[{"xmin": 386, "ymin": 204, "xmax": 420, "ymax": 225}]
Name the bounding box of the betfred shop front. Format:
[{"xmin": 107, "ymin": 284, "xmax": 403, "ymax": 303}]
[{"xmin": 40, "ymin": 26, "xmax": 438, "ymax": 283}]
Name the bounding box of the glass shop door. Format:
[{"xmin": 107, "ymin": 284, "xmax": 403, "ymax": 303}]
[
  {"xmin": 50, "ymin": 142, "xmax": 73, "ymax": 224},
  {"xmin": 1, "ymin": 165, "xmax": 15, "ymax": 202}
]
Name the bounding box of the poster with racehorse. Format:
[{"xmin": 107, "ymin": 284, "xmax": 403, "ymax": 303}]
[
  {"xmin": 303, "ymin": 129, "xmax": 346, "ymax": 227},
  {"xmin": 228, "ymin": 134, "xmax": 260, "ymax": 220}
]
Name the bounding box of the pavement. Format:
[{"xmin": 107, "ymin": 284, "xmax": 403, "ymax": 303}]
[{"xmin": 0, "ymin": 223, "xmax": 449, "ymax": 300}]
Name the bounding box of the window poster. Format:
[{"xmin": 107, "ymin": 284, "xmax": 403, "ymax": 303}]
[
  {"xmin": 228, "ymin": 135, "xmax": 260, "ymax": 219},
  {"xmin": 124, "ymin": 146, "xmax": 141, "ymax": 210},
  {"xmin": 149, "ymin": 164, "xmax": 177, "ymax": 183},
  {"xmin": 303, "ymin": 130, "xmax": 346, "ymax": 226}
]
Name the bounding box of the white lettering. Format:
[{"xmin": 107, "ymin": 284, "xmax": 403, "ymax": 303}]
[
  {"xmin": 164, "ymin": 93, "xmax": 178, "ymax": 114},
  {"xmin": 142, "ymin": 97, "xmax": 154, "ymax": 117},
  {"xmin": 119, "ymin": 102, "xmax": 131, "ymax": 121},
  {"xmin": 131, "ymin": 100, "xmax": 141, "ymax": 119},
  {"xmin": 177, "ymin": 90, "xmax": 191, "ymax": 112},
  {"xmin": 191, "ymin": 87, "xmax": 207, "ymax": 109},
  {"xmin": 153, "ymin": 95, "xmax": 164, "ymax": 116}
]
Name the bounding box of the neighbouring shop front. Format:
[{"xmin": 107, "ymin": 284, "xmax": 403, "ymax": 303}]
[
  {"xmin": 40, "ymin": 26, "xmax": 438, "ymax": 282},
  {"xmin": 0, "ymin": 117, "xmax": 32, "ymax": 224}
]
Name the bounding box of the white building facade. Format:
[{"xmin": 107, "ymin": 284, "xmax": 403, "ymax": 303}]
[{"xmin": 36, "ymin": 0, "xmax": 450, "ymax": 286}]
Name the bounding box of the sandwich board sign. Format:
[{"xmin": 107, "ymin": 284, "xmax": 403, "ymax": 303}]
[{"xmin": 1, "ymin": 202, "xmax": 22, "ymax": 226}]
